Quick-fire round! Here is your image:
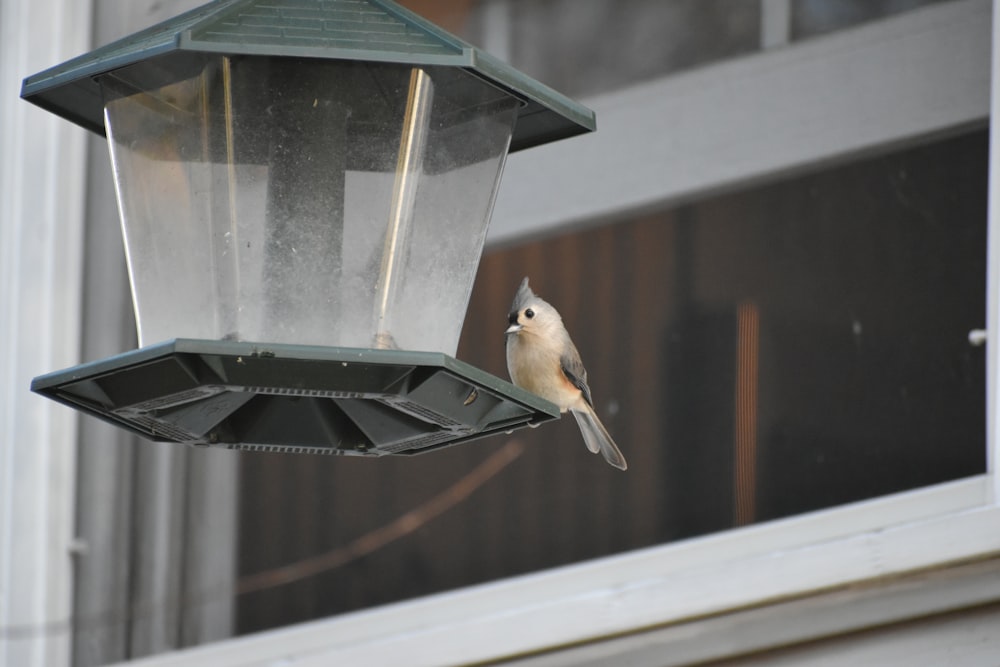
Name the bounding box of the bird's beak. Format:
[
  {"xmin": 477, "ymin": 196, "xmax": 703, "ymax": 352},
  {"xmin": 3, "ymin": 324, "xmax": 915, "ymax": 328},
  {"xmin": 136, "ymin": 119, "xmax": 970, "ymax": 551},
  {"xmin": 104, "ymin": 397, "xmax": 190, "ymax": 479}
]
[{"xmin": 505, "ymin": 323, "xmax": 522, "ymax": 335}]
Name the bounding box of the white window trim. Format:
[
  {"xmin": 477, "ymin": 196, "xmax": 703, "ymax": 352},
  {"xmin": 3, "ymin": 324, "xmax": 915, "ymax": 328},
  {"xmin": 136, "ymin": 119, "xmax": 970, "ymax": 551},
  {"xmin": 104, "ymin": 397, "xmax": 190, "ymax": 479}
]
[
  {"xmin": 0, "ymin": 0, "xmax": 92, "ymax": 666},
  {"xmin": 988, "ymin": 0, "xmax": 1000, "ymax": 507},
  {"xmin": 114, "ymin": 0, "xmax": 999, "ymax": 665},
  {"xmin": 487, "ymin": 0, "xmax": 991, "ymax": 246}
]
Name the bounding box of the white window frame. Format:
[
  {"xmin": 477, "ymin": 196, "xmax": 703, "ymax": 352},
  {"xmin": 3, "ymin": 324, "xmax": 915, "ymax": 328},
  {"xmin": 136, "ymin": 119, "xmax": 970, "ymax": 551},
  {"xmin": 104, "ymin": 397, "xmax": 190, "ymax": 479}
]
[
  {"xmin": 0, "ymin": 0, "xmax": 91, "ymax": 666},
  {"xmin": 102, "ymin": 0, "xmax": 999, "ymax": 665}
]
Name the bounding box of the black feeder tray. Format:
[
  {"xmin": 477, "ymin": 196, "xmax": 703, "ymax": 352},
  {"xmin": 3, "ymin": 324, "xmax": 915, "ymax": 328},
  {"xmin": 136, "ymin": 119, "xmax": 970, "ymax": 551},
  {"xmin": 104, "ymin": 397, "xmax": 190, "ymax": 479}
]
[{"xmin": 31, "ymin": 339, "xmax": 559, "ymax": 456}]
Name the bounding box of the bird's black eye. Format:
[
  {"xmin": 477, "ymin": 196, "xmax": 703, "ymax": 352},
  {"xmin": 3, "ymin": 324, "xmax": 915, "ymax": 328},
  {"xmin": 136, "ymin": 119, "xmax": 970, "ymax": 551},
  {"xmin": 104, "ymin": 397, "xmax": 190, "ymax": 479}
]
[{"xmin": 524, "ymin": 308, "xmax": 535, "ymax": 319}]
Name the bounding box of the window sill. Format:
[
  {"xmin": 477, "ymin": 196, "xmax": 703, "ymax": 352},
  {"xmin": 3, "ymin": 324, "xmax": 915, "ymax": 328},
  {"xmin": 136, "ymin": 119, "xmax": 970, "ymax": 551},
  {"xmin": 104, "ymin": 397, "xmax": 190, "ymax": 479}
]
[{"xmin": 115, "ymin": 476, "xmax": 1000, "ymax": 666}]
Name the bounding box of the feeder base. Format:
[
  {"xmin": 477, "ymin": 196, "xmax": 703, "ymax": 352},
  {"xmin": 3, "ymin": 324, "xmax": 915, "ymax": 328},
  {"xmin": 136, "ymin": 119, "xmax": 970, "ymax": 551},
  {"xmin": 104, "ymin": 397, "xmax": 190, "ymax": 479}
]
[{"xmin": 31, "ymin": 339, "xmax": 559, "ymax": 456}]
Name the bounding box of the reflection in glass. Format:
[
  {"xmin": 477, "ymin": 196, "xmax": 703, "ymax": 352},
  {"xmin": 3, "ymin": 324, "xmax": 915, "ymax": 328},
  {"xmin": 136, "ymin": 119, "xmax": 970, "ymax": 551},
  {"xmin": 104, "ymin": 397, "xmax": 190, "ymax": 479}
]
[
  {"xmin": 237, "ymin": 129, "xmax": 988, "ymax": 633},
  {"xmin": 791, "ymin": 0, "xmax": 954, "ymax": 39},
  {"xmin": 413, "ymin": 0, "xmax": 960, "ymax": 98},
  {"xmin": 505, "ymin": 0, "xmax": 760, "ymax": 97},
  {"xmin": 465, "ymin": 128, "xmax": 987, "ymax": 556}
]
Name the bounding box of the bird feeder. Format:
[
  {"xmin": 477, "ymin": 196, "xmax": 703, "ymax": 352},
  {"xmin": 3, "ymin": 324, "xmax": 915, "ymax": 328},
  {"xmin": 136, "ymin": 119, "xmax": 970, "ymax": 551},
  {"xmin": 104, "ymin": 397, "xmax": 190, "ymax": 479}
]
[{"xmin": 24, "ymin": 0, "xmax": 595, "ymax": 455}]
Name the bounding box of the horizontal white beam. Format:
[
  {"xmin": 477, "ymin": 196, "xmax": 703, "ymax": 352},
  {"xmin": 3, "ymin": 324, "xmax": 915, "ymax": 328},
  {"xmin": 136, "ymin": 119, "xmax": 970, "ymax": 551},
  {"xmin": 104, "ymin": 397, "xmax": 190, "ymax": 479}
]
[
  {"xmin": 110, "ymin": 477, "xmax": 999, "ymax": 666},
  {"xmin": 502, "ymin": 558, "xmax": 1000, "ymax": 666},
  {"xmin": 488, "ymin": 0, "xmax": 991, "ymax": 245}
]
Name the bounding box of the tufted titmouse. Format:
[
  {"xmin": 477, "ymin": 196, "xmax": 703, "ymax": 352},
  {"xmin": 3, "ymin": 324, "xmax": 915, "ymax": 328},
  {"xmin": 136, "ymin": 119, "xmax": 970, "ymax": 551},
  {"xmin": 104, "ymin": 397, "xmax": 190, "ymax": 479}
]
[{"xmin": 505, "ymin": 277, "xmax": 628, "ymax": 471}]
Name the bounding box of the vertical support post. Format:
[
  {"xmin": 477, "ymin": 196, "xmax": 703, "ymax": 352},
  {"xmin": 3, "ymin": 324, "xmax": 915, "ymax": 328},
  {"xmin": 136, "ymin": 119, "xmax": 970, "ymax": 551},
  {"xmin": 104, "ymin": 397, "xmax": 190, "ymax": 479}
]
[
  {"xmin": 761, "ymin": 0, "xmax": 792, "ymax": 48},
  {"xmin": 71, "ymin": 5, "xmax": 238, "ymax": 665},
  {"xmin": 0, "ymin": 0, "xmax": 91, "ymax": 665},
  {"xmin": 733, "ymin": 301, "xmax": 760, "ymax": 526},
  {"xmin": 72, "ymin": 132, "xmax": 138, "ymax": 666},
  {"xmin": 210, "ymin": 55, "xmax": 242, "ymax": 340},
  {"xmin": 986, "ymin": 0, "xmax": 1000, "ymax": 505},
  {"xmin": 373, "ymin": 67, "xmax": 434, "ymax": 349}
]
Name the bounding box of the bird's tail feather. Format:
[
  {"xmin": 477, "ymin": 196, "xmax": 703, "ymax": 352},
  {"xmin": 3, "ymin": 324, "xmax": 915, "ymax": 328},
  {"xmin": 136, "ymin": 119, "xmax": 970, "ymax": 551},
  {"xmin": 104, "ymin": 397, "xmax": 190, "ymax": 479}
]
[{"xmin": 571, "ymin": 406, "xmax": 628, "ymax": 471}]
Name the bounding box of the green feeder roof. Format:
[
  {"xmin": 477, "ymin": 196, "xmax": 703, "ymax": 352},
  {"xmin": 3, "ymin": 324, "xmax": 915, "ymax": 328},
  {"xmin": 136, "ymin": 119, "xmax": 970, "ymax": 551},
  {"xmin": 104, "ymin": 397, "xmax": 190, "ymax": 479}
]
[{"xmin": 20, "ymin": 0, "xmax": 595, "ymax": 152}]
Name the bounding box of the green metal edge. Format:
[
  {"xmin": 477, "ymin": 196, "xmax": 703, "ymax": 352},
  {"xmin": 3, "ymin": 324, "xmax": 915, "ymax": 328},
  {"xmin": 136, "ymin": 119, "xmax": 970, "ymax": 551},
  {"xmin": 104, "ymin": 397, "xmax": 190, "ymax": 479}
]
[
  {"xmin": 176, "ymin": 35, "xmax": 475, "ymax": 68},
  {"xmin": 19, "ymin": 0, "xmax": 595, "ymax": 151},
  {"xmin": 176, "ymin": 0, "xmax": 474, "ymax": 66},
  {"xmin": 30, "ymin": 338, "xmax": 561, "ymax": 419},
  {"xmin": 30, "ymin": 338, "xmax": 180, "ymax": 390},
  {"xmin": 366, "ymin": 0, "xmax": 596, "ymax": 142},
  {"xmin": 20, "ymin": 1, "xmax": 226, "ymax": 90},
  {"xmin": 469, "ymin": 49, "xmax": 596, "ymax": 149},
  {"xmin": 20, "ymin": 0, "xmax": 241, "ymax": 136}
]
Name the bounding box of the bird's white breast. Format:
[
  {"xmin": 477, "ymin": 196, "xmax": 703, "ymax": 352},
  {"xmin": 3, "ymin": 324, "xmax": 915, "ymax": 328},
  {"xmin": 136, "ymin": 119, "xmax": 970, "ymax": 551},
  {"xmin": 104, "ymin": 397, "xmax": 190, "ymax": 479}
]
[{"xmin": 506, "ymin": 332, "xmax": 579, "ymax": 412}]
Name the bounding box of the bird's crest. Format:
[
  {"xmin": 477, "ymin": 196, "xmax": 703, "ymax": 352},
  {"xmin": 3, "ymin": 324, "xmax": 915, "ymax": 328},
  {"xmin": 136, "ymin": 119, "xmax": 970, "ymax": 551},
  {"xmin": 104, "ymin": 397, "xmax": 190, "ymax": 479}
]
[{"xmin": 510, "ymin": 276, "xmax": 536, "ymax": 312}]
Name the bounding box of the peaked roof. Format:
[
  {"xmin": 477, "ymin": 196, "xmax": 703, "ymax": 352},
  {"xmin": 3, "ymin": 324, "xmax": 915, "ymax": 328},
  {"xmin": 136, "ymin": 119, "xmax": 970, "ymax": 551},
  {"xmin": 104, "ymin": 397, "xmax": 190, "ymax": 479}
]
[
  {"xmin": 189, "ymin": 0, "xmax": 465, "ymax": 59},
  {"xmin": 21, "ymin": 0, "xmax": 595, "ymax": 152}
]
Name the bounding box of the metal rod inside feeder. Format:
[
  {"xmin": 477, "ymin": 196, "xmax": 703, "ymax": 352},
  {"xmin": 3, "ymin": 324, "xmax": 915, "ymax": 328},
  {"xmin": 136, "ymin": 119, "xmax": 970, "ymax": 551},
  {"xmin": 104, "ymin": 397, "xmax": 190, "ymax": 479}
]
[
  {"xmin": 217, "ymin": 56, "xmax": 241, "ymax": 340},
  {"xmin": 373, "ymin": 68, "xmax": 434, "ymax": 349}
]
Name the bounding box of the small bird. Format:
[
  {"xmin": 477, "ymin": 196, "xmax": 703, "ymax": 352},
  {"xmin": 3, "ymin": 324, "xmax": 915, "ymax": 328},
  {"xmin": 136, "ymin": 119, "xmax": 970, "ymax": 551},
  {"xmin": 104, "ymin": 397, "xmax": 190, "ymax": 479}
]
[{"xmin": 505, "ymin": 277, "xmax": 627, "ymax": 471}]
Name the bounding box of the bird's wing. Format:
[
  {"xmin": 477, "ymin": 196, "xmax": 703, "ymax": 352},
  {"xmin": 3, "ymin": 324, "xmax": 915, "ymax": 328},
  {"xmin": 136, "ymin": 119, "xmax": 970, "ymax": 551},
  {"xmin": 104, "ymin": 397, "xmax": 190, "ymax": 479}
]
[{"xmin": 560, "ymin": 348, "xmax": 593, "ymax": 408}]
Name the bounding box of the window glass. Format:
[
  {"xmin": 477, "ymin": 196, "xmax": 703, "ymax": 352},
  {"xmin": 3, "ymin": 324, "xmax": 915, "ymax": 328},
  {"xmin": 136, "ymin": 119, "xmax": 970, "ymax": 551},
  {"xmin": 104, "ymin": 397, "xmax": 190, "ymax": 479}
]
[
  {"xmin": 235, "ymin": 128, "xmax": 987, "ymax": 635},
  {"xmin": 503, "ymin": 0, "xmax": 760, "ymax": 98},
  {"xmin": 791, "ymin": 0, "xmax": 956, "ymax": 40},
  {"xmin": 398, "ymin": 0, "xmax": 961, "ymax": 98}
]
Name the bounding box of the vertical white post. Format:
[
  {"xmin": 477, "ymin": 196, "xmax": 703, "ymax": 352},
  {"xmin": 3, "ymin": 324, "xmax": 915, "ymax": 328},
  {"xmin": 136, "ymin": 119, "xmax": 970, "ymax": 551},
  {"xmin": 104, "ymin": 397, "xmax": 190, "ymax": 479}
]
[
  {"xmin": 0, "ymin": 0, "xmax": 92, "ymax": 665},
  {"xmin": 373, "ymin": 68, "xmax": 434, "ymax": 349},
  {"xmin": 987, "ymin": 0, "xmax": 1000, "ymax": 504},
  {"xmin": 761, "ymin": 0, "xmax": 792, "ymax": 48},
  {"xmin": 481, "ymin": 0, "xmax": 512, "ymax": 64}
]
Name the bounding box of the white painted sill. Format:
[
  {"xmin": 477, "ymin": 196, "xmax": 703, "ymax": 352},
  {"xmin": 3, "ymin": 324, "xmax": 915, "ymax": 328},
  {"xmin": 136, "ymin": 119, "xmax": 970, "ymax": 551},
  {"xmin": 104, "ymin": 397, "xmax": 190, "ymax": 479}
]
[{"xmin": 113, "ymin": 476, "xmax": 1000, "ymax": 667}]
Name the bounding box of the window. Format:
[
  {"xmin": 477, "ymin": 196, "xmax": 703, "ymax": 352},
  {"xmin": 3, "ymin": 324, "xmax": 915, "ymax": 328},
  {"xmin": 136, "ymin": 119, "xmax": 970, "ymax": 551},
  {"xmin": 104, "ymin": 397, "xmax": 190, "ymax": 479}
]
[
  {"xmin": 791, "ymin": 0, "xmax": 955, "ymax": 39},
  {"xmin": 466, "ymin": 128, "xmax": 987, "ymax": 538},
  {"xmin": 229, "ymin": 1, "xmax": 998, "ymax": 657},
  {"xmin": 402, "ymin": 0, "xmax": 960, "ymax": 98},
  {"xmin": 82, "ymin": 1, "xmax": 999, "ymax": 664}
]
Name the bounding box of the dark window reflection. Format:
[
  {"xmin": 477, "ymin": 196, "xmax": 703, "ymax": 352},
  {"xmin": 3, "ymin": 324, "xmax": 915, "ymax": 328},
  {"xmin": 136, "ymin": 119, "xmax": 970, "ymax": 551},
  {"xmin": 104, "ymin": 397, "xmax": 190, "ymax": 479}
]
[
  {"xmin": 236, "ymin": 129, "xmax": 987, "ymax": 636},
  {"xmin": 465, "ymin": 128, "xmax": 987, "ymax": 545},
  {"xmin": 505, "ymin": 0, "xmax": 760, "ymax": 97},
  {"xmin": 657, "ymin": 130, "xmax": 987, "ymax": 526},
  {"xmin": 791, "ymin": 0, "xmax": 955, "ymax": 39},
  {"xmin": 398, "ymin": 0, "xmax": 960, "ymax": 99}
]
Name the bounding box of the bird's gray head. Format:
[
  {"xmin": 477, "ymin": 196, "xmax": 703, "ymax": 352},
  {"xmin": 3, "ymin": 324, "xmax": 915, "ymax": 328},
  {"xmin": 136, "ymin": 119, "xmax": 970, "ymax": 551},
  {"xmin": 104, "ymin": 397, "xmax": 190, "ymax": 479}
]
[{"xmin": 505, "ymin": 277, "xmax": 560, "ymax": 336}]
